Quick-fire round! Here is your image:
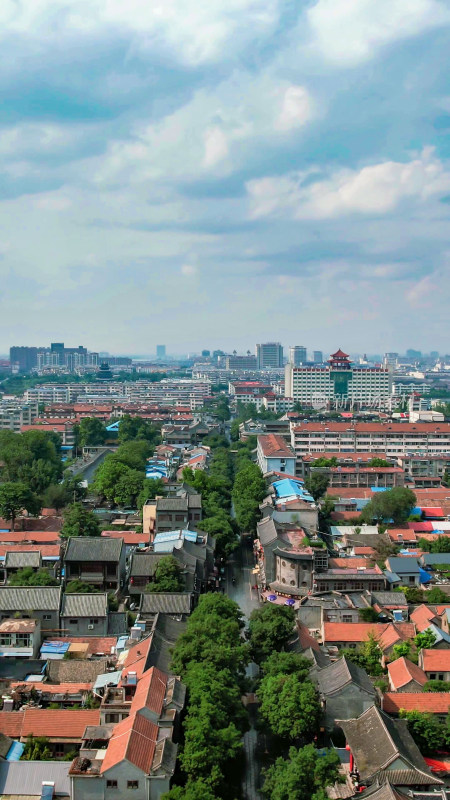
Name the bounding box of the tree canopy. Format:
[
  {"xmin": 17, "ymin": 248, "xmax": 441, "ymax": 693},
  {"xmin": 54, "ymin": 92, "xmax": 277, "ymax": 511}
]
[
  {"xmin": 78, "ymin": 417, "xmax": 107, "ymax": 446},
  {"xmin": 304, "ymin": 473, "xmax": 330, "ymax": 502},
  {"xmin": 60, "ymin": 503, "xmax": 100, "ymax": 538},
  {"xmin": 247, "ymin": 604, "xmax": 295, "ymax": 665},
  {"xmin": 9, "ymin": 567, "xmax": 58, "ymax": 586},
  {"xmin": 232, "ymin": 460, "xmax": 266, "ymax": 533},
  {"xmin": 360, "ymin": 487, "xmax": 416, "ymax": 524},
  {"xmin": 261, "ymin": 744, "xmax": 341, "ymax": 800},
  {"xmin": 147, "ymin": 556, "xmax": 184, "ymax": 593},
  {"xmin": 0, "ymin": 482, "xmax": 41, "ymax": 530}
]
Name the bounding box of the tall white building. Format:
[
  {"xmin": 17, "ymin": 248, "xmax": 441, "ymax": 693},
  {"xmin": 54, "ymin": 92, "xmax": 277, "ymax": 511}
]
[
  {"xmin": 285, "ymin": 348, "xmax": 392, "ymax": 409},
  {"xmin": 256, "ymin": 342, "xmax": 283, "ymax": 369}
]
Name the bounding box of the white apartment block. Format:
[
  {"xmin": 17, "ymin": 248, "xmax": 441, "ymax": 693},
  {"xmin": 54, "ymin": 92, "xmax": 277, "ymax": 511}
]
[
  {"xmin": 285, "ymin": 349, "xmax": 392, "ymax": 409},
  {"xmin": 291, "ymin": 422, "xmax": 450, "ymax": 458}
]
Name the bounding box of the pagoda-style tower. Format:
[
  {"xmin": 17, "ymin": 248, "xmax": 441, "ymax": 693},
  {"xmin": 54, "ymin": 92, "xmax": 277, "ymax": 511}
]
[{"xmin": 328, "ymin": 348, "xmax": 351, "ymax": 370}]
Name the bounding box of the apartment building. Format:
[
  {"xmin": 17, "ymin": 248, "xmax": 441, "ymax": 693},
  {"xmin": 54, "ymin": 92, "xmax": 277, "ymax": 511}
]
[
  {"xmin": 256, "ymin": 342, "xmax": 283, "ymax": 369},
  {"xmin": 291, "ymin": 422, "xmax": 450, "ymax": 457},
  {"xmin": 0, "ymin": 400, "xmax": 38, "ymax": 432},
  {"xmin": 285, "ymin": 348, "xmax": 392, "ymax": 408}
]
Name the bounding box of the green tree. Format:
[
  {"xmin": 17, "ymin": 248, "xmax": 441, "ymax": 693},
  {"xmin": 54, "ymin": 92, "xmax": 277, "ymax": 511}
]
[
  {"xmin": 399, "ymin": 710, "xmax": 448, "ymax": 755},
  {"xmin": 9, "ymin": 567, "xmax": 58, "ymax": 586},
  {"xmin": 248, "ymin": 604, "xmax": 295, "ymax": 664},
  {"xmin": 113, "ymin": 440, "xmax": 151, "ymax": 470},
  {"xmin": 41, "ymin": 483, "xmax": 69, "ymax": 511},
  {"xmin": 114, "ymin": 468, "xmax": 147, "ymax": 507},
  {"xmin": 359, "ymin": 607, "xmax": 380, "ymax": 622},
  {"xmin": 361, "ymin": 487, "xmax": 416, "ymax": 525},
  {"xmin": 162, "ymin": 779, "xmax": 218, "ymax": 800},
  {"xmin": 342, "ymin": 633, "xmax": 383, "ymax": 676},
  {"xmin": 304, "ymin": 473, "xmax": 330, "ymax": 502},
  {"xmin": 424, "ymin": 680, "xmax": 450, "ymax": 692},
  {"xmin": 118, "ymin": 415, "xmax": 161, "ymax": 446},
  {"xmin": 21, "ymin": 735, "xmax": 52, "ymax": 761},
  {"xmin": 65, "ymin": 579, "xmax": 99, "ymax": 593},
  {"xmin": 391, "ymin": 641, "xmax": 413, "ymax": 661},
  {"xmin": 261, "ymin": 651, "xmax": 313, "ymax": 680},
  {"xmin": 92, "ymin": 457, "xmax": 131, "ymax": 501},
  {"xmin": 319, "ymin": 495, "xmax": 335, "ymax": 529},
  {"xmin": 259, "ymin": 672, "xmax": 321, "ymax": 741},
  {"xmin": 261, "ymin": 744, "xmax": 341, "ymax": 800},
  {"xmin": 368, "ymin": 458, "xmax": 390, "ymax": 467},
  {"xmin": 78, "ymin": 417, "xmax": 107, "ymax": 446},
  {"xmin": 0, "ymin": 482, "xmax": 41, "ymax": 530},
  {"xmin": 426, "ymin": 586, "xmax": 449, "ymax": 603},
  {"xmin": 197, "ymin": 512, "xmax": 238, "ymax": 558},
  {"xmin": 232, "ymin": 461, "xmax": 266, "ymax": 532},
  {"xmin": 419, "ymin": 535, "xmax": 450, "ymax": 553},
  {"xmin": 147, "ymin": 555, "xmax": 184, "ymax": 593},
  {"xmin": 60, "ymin": 503, "xmax": 100, "ymax": 538},
  {"xmin": 414, "ymin": 629, "xmax": 436, "ymax": 652},
  {"xmin": 137, "ymin": 478, "xmax": 166, "ymax": 511}
]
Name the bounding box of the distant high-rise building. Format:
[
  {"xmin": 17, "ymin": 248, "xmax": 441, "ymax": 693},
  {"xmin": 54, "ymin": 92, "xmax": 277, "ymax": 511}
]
[
  {"xmin": 225, "ymin": 354, "xmax": 257, "ymax": 370},
  {"xmin": 50, "ymin": 342, "xmax": 65, "ymax": 364},
  {"xmin": 156, "ymin": 345, "xmax": 166, "ymax": 360},
  {"xmin": 406, "ymin": 349, "xmax": 422, "ymax": 359},
  {"xmin": 289, "ymin": 346, "xmax": 307, "ymax": 366},
  {"xmin": 383, "ymin": 352, "xmax": 398, "ymax": 367},
  {"xmin": 256, "ymin": 342, "xmax": 283, "ymax": 369},
  {"xmin": 430, "ymin": 351, "xmax": 439, "ymax": 359},
  {"xmin": 313, "ymin": 350, "xmax": 323, "ymax": 363},
  {"xmin": 201, "ymin": 350, "xmax": 211, "ymax": 358},
  {"xmin": 9, "ymin": 346, "xmax": 39, "ymax": 372}
]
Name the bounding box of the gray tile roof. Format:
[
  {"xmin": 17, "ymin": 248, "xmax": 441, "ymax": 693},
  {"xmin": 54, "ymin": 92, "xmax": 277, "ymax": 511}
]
[
  {"xmin": 257, "ymin": 517, "xmax": 278, "ymax": 546},
  {"xmin": 371, "ymin": 591, "xmax": 407, "ymax": 606},
  {"xmin": 315, "ymin": 656, "xmax": 376, "ymax": 697},
  {"xmin": 64, "ymin": 537, "xmax": 123, "ymax": 562},
  {"xmin": 0, "ymin": 761, "xmax": 71, "ymax": 796},
  {"xmin": 140, "ymin": 593, "xmax": 193, "ymax": 615},
  {"xmin": 156, "ymin": 498, "xmax": 188, "ymax": 512},
  {"xmin": 61, "ymin": 592, "xmax": 108, "ymax": 618},
  {"xmin": 0, "ymin": 586, "xmax": 61, "ymax": 611},
  {"xmin": 421, "ymin": 553, "xmax": 450, "ymax": 566},
  {"xmin": 130, "ymin": 553, "xmax": 163, "ymax": 577},
  {"xmin": 4, "ymin": 550, "xmax": 41, "ymax": 569},
  {"xmin": 337, "ymin": 706, "xmax": 442, "ymax": 785},
  {"xmin": 386, "ymin": 557, "xmax": 420, "ymax": 575}
]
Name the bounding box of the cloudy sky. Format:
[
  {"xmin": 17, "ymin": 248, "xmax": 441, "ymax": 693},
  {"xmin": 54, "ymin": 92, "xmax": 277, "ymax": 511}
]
[{"xmin": 1, "ymin": 0, "xmax": 450, "ymax": 356}]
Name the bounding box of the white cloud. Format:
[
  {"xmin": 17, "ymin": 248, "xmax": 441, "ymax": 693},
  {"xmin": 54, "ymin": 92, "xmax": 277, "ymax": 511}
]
[
  {"xmin": 247, "ymin": 148, "xmax": 450, "ymax": 219},
  {"xmin": 203, "ymin": 127, "xmax": 229, "ymax": 168},
  {"xmin": 0, "ymin": 0, "xmax": 281, "ymax": 65},
  {"xmin": 275, "ymin": 86, "xmax": 312, "ymax": 131},
  {"xmin": 307, "ymin": 0, "xmax": 450, "ymax": 66}
]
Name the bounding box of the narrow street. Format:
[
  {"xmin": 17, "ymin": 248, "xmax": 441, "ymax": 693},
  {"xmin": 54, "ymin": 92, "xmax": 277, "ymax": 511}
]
[{"xmin": 227, "ymin": 539, "xmax": 262, "ymax": 800}]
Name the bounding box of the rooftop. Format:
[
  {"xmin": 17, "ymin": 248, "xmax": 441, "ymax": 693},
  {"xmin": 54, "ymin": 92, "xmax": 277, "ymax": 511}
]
[
  {"xmin": 64, "ymin": 537, "xmax": 123, "ymax": 561},
  {"xmin": 61, "ymin": 593, "xmax": 108, "ymax": 618},
  {"xmin": 382, "ymin": 693, "xmax": 450, "ymax": 714},
  {"xmin": 258, "ymin": 434, "xmax": 295, "ymax": 459},
  {"xmin": 0, "ymin": 586, "xmax": 61, "ymax": 611},
  {"xmin": 387, "ymin": 657, "xmax": 427, "ymax": 690},
  {"xmin": 421, "ymin": 649, "xmax": 450, "ymax": 672},
  {"xmin": 100, "ymin": 712, "xmax": 159, "ymax": 774}
]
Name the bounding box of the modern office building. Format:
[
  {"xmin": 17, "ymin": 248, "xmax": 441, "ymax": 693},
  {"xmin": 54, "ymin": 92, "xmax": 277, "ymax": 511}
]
[
  {"xmin": 289, "ymin": 346, "xmax": 307, "ymax": 366},
  {"xmin": 285, "ymin": 348, "xmax": 392, "ymax": 409},
  {"xmin": 10, "ymin": 346, "xmax": 40, "ymax": 372},
  {"xmin": 256, "ymin": 342, "xmax": 283, "ymax": 369},
  {"xmin": 225, "ymin": 354, "xmax": 257, "ymax": 370},
  {"xmin": 156, "ymin": 345, "xmax": 166, "ymax": 360},
  {"xmin": 290, "ymin": 421, "xmax": 450, "ymax": 457},
  {"xmin": 313, "ymin": 351, "xmax": 323, "ymax": 363}
]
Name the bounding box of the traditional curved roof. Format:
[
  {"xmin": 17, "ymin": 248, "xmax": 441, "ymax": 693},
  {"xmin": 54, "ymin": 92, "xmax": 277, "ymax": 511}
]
[{"xmin": 330, "ymin": 348, "xmax": 349, "ymax": 359}]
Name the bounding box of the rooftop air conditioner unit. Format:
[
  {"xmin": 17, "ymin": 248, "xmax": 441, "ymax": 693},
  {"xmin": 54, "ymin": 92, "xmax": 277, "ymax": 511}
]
[{"xmin": 88, "ymin": 624, "xmax": 94, "ymax": 630}]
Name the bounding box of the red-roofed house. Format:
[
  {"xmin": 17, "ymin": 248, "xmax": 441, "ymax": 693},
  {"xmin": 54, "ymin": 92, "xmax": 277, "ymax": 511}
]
[
  {"xmin": 257, "ymin": 434, "xmax": 296, "ymax": 475},
  {"xmin": 387, "ymin": 529, "xmax": 418, "ymax": 548},
  {"xmin": 382, "ymin": 693, "xmax": 450, "ymax": 720},
  {"xmin": 410, "ymin": 605, "xmax": 440, "ymax": 633},
  {"xmin": 387, "ymin": 657, "xmax": 427, "ymax": 692},
  {"xmin": 419, "ymin": 649, "xmax": 450, "ymax": 682}
]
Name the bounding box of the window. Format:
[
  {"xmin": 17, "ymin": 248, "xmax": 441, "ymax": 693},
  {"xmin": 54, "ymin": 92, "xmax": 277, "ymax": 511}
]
[
  {"xmin": 343, "ymin": 615, "xmax": 353, "ymax": 623},
  {"xmin": 43, "ymin": 614, "xmax": 51, "ymax": 621},
  {"xmin": 107, "ymin": 780, "xmax": 118, "ymax": 788},
  {"xmin": 90, "ymin": 619, "xmax": 99, "ymax": 625},
  {"xmin": 69, "ymin": 619, "xmax": 77, "ymax": 625},
  {"xmin": 127, "ymin": 781, "xmax": 139, "ymax": 790}
]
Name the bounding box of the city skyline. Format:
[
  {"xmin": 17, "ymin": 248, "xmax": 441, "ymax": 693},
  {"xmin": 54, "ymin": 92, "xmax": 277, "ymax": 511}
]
[{"xmin": 1, "ymin": 2, "xmax": 449, "ymax": 352}]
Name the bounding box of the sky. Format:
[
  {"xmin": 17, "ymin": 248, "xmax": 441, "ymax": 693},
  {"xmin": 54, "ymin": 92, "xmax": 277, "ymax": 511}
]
[{"xmin": 1, "ymin": 0, "xmax": 450, "ymax": 356}]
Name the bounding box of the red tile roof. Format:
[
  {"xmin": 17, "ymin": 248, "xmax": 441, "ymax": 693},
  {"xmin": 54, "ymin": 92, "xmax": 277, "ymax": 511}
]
[
  {"xmin": 292, "ymin": 422, "xmax": 450, "ymax": 434},
  {"xmin": 421, "ymin": 650, "xmax": 450, "ymax": 672},
  {"xmin": 387, "ymin": 657, "xmax": 427, "ymax": 690},
  {"xmin": 353, "ymin": 547, "xmax": 377, "ymax": 555},
  {"xmin": 17, "ymin": 709, "xmax": 100, "ymax": 739},
  {"xmin": 48, "ymin": 637, "xmax": 117, "ymax": 656},
  {"xmin": 410, "ymin": 605, "xmax": 438, "ymax": 633},
  {"xmin": 378, "ymin": 622, "xmax": 416, "ymax": 652},
  {"xmin": 407, "ymin": 522, "xmax": 434, "ymax": 532},
  {"xmin": 130, "ymin": 667, "xmax": 167, "ymax": 716},
  {"xmin": 0, "ymin": 531, "xmax": 60, "ymax": 544},
  {"xmin": 119, "ymin": 636, "xmax": 153, "ymax": 686},
  {"xmin": 328, "ymin": 558, "xmax": 372, "ymax": 569},
  {"xmin": 323, "ymin": 622, "xmax": 385, "ymax": 643},
  {"xmin": 101, "ymin": 531, "xmax": 150, "ymax": 545},
  {"xmin": 0, "ymin": 711, "xmax": 24, "ymax": 737},
  {"xmin": 382, "ymin": 693, "xmax": 450, "ymax": 714},
  {"xmin": 388, "ymin": 529, "xmax": 418, "ymax": 543},
  {"xmin": 258, "ymin": 434, "xmax": 294, "ymax": 459},
  {"xmin": 297, "ymin": 621, "xmax": 320, "ymax": 652},
  {"xmin": 11, "ymin": 682, "xmax": 93, "ymax": 694},
  {"xmin": 101, "ymin": 712, "xmax": 158, "ymax": 774},
  {"xmin": 0, "ymin": 544, "xmax": 60, "ymax": 557}
]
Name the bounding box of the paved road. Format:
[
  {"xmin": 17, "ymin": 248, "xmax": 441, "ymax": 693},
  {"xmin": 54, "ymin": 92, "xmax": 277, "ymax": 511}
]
[
  {"xmin": 67, "ymin": 448, "xmax": 111, "ymax": 484},
  {"xmin": 226, "ymin": 540, "xmax": 262, "ymax": 800}
]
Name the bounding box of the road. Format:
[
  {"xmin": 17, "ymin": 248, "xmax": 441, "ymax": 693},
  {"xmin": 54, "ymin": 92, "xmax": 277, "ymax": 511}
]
[
  {"xmin": 227, "ymin": 540, "xmax": 262, "ymax": 800},
  {"xmin": 67, "ymin": 448, "xmax": 111, "ymax": 484}
]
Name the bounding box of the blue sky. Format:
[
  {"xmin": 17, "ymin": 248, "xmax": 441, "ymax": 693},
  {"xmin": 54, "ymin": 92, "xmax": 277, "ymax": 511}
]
[{"xmin": 1, "ymin": 0, "xmax": 450, "ymax": 356}]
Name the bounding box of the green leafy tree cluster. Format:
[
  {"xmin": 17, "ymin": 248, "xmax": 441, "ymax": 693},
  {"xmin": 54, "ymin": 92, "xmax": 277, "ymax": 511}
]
[
  {"xmin": 367, "ymin": 458, "xmax": 391, "ymax": 467},
  {"xmin": 60, "ymin": 502, "xmax": 100, "ymax": 538},
  {"xmin": 9, "ymin": 567, "xmax": 58, "ymax": 586},
  {"xmin": 360, "ymin": 487, "xmax": 417, "ymax": 525},
  {"xmin": 258, "ymin": 654, "xmax": 321, "ymax": 742},
  {"xmin": 118, "ymin": 415, "xmax": 161, "ymax": 446},
  {"xmin": 311, "ymin": 457, "xmax": 338, "ymax": 467},
  {"xmin": 341, "ymin": 632, "xmax": 383, "ymax": 676},
  {"xmin": 359, "ymin": 607, "xmax": 380, "ymax": 622},
  {"xmin": 247, "ymin": 604, "xmax": 296, "ymax": 665},
  {"xmin": 78, "ymin": 417, "xmax": 107, "ymax": 447},
  {"xmin": 93, "ymin": 439, "xmax": 165, "ymax": 508},
  {"xmin": 0, "ymin": 429, "xmax": 62, "ymax": 490},
  {"xmin": 261, "ymin": 744, "xmax": 342, "ymax": 800},
  {"xmin": 168, "ymin": 594, "xmax": 250, "ymax": 797},
  {"xmin": 65, "ymin": 579, "xmax": 100, "ymax": 593},
  {"xmin": 424, "ymin": 680, "xmax": 450, "ymax": 692},
  {"xmin": 399, "ymin": 709, "xmax": 450, "ymax": 755},
  {"xmin": 418, "ymin": 535, "xmax": 450, "ymax": 553},
  {"xmin": 146, "ymin": 555, "xmax": 184, "ymax": 593},
  {"xmin": 0, "ymin": 481, "xmax": 41, "ymax": 531},
  {"xmin": 232, "ymin": 461, "xmax": 266, "ymax": 533},
  {"xmin": 304, "ymin": 473, "xmax": 330, "ymax": 502},
  {"xmin": 21, "ymin": 735, "xmax": 52, "ymax": 761}
]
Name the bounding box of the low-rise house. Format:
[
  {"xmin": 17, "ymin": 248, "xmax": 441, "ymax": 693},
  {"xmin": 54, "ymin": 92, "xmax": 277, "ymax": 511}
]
[
  {"xmin": 385, "ymin": 557, "xmax": 422, "ymax": 587},
  {"xmin": 322, "ymin": 622, "xmax": 385, "ymax": 650},
  {"xmin": 3, "ymin": 550, "xmax": 44, "ymax": 583},
  {"xmin": 255, "ymin": 517, "xmax": 326, "ymax": 597},
  {"xmin": 298, "ymin": 594, "xmax": 362, "ymax": 630},
  {"xmin": 0, "ymin": 586, "xmax": 61, "ymax": 636},
  {"xmin": 257, "ymin": 434, "xmax": 296, "ymax": 475},
  {"xmin": 337, "ymin": 705, "xmax": 443, "ymax": 788},
  {"xmin": 410, "ymin": 604, "xmax": 440, "ymax": 633},
  {"xmin": 0, "ymin": 708, "xmax": 100, "ymax": 758},
  {"xmin": 64, "ymin": 537, "xmax": 126, "ymax": 592},
  {"xmin": 382, "ymin": 692, "xmax": 450, "ymax": 721},
  {"xmin": 419, "ymin": 649, "xmax": 450, "ymax": 681},
  {"xmin": 60, "ymin": 593, "xmax": 109, "ymax": 636},
  {"xmin": 0, "ymin": 761, "xmax": 71, "ymax": 799},
  {"xmin": 387, "ymin": 657, "xmax": 427, "ymax": 692},
  {"xmin": 48, "ymin": 658, "xmax": 110, "ymax": 685},
  {"xmin": 11, "ymin": 681, "xmax": 93, "ymax": 707},
  {"xmin": 313, "ymin": 656, "xmax": 376, "ymax": 732},
  {"xmin": 0, "ymin": 619, "xmax": 41, "ymax": 658},
  {"xmin": 377, "ymin": 622, "xmax": 417, "ymax": 660},
  {"xmin": 387, "ymin": 529, "xmax": 418, "ymax": 549},
  {"xmin": 370, "ymin": 591, "xmax": 408, "ymax": 620},
  {"xmin": 128, "ymin": 553, "xmax": 165, "ymax": 596},
  {"xmin": 314, "ymin": 566, "xmax": 385, "ymax": 594},
  {"xmin": 100, "ymin": 665, "xmax": 185, "ymax": 726},
  {"xmin": 138, "ymin": 593, "xmax": 194, "ymax": 620},
  {"xmin": 150, "ymin": 494, "xmax": 202, "ymax": 535}
]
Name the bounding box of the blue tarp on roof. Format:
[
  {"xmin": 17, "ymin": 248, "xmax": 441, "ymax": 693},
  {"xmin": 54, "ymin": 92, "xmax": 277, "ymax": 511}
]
[
  {"xmin": 419, "ymin": 567, "xmax": 432, "ymax": 584},
  {"xmin": 370, "ymin": 486, "xmax": 389, "ymax": 492},
  {"xmin": 40, "ymin": 641, "xmax": 70, "ymax": 656},
  {"xmin": 273, "ymin": 478, "xmax": 314, "ymax": 503},
  {"xmin": 106, "ymin": 421, "xmax": 120, "ymax": 431},
  {"xmin": 154, "ymin": 529, "xmax": 197, "ymax": 544},
  {"xmin": 6, "ymin": 742, "xmax": 24, "ymax": 761}
]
